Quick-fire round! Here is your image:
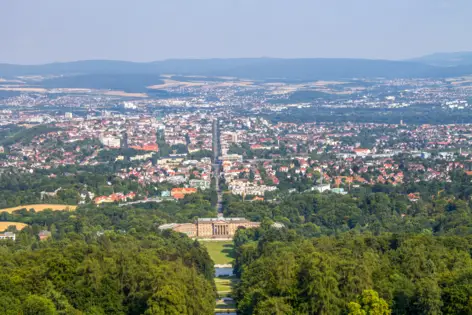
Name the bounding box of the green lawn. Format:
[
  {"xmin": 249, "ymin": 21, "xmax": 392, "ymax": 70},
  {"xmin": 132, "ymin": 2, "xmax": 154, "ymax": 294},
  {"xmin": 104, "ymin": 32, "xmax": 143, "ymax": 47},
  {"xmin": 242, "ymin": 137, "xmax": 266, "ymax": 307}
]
[
  {"xmin": 201, "ymin": 241, "xmax": 234, "ymax": 265},
  {"xmin": 215, "ymin": 299, "xmax": 236, "ymax": 312},
  {"xmin": 215, "ymin": 277, "xmax": 239, "ymax": 298},
  {"xmin": 215, "ymin": 279, "xmax": 232, "ymax": 292},
  {"xmin": 215, "ymin": 277, "xmax": 239, "ymax": 289}
]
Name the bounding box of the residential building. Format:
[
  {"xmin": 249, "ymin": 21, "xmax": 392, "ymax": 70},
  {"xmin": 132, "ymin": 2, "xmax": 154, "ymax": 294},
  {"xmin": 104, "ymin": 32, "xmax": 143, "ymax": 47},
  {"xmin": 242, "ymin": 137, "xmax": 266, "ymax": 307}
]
[
  {"xmin": 189, "ymin": 179, "xmax": 211, "ymax": 190},
  {"xmin": 171, "ymin": 187, "xmax": 198, "ymax": 199},
  {"xmin": 0, "ymin": 232, "xmax": 16, "ymax": 241}
]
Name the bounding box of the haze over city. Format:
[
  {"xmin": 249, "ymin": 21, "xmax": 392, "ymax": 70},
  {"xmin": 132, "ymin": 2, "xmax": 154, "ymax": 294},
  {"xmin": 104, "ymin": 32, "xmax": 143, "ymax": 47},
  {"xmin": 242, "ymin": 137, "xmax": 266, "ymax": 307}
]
[{"xmin": 1, "ymin": 0, "xmax": 472, "ymax": 64}]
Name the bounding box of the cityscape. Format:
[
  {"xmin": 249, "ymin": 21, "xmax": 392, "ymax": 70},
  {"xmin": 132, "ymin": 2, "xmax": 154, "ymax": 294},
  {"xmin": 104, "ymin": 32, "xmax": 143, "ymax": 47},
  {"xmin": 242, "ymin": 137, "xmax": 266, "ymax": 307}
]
[
  {"xmin": 2, "ymin": 1, "xmax": 472, "ymax": 314},
  {"xmin": 1, "ymin": 69, "xmax": 472, "ymax": 313}
]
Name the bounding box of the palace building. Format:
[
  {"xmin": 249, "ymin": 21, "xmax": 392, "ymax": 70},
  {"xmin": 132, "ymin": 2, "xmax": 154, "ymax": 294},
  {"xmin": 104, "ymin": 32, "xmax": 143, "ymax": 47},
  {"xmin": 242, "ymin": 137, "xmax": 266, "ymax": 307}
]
[{"xmin": 158, "ymin": 217, "xmax": 260, "ymax": 239}]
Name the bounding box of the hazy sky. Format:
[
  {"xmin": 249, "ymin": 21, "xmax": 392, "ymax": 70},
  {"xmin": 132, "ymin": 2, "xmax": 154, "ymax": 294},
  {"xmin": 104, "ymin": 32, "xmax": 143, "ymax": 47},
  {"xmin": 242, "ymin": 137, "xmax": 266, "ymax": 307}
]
[{"xmin": 1, "ymin": 0, "xmax": 471, "ymax": 64}]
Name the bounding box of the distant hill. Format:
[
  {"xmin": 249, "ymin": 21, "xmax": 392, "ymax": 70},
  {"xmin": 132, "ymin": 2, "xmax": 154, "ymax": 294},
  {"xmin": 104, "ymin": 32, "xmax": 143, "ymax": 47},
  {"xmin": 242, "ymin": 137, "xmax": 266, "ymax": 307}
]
[
  {"xmin": 0, "ymin": 60, "xmax": 155, "ymax": 77},
  {"xmin": 39, "ymin": 73, "xmax": 164, "ymax": 93},
  {"xmin": 1, "ymin": 58, "xmax": 472, "ymax": 83},
  {"xmin": 194, "ymin": 58, "xmax": 437, "ymax": 80},
  {"xmin": 409, "ymin": 52, "xmax": 472, "ymax": 67}
]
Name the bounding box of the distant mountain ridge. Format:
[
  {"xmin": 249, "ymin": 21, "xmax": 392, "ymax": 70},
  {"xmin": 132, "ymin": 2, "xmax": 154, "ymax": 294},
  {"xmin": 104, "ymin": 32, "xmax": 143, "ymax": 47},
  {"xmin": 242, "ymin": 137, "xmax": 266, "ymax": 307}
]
[
  {"xmin": 408, "ymin": 52, "xmax": 472, "ymax": 67},
  {"xmin": 1, "ymin": 56, "xmax": 472, "ymax": 81}
]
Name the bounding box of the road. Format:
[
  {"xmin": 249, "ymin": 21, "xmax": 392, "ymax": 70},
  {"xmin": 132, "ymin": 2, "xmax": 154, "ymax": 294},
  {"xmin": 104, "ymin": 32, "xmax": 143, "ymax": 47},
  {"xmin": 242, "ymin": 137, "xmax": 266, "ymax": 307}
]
[
  {"xmin": 118, "ymin": 198, "xmax": 164, "ymax": 207},
  {"xmin": 212, "ymin": 119, "xmax": 223, "ymax": 216}
]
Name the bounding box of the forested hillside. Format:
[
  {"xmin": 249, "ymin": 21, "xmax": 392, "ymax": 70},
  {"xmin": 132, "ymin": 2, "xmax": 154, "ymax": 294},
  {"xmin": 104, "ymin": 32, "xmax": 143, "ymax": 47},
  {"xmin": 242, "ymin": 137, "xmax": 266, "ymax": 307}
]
[
  {"xmin": 222, "ymin": 170, "xmax": 472, "ymax": 314},
  {"xmin": 233, "ymin": 227, "xmax": 472, "ymax": 314},
  {"xmin": 0, "ymin": 205, "xmax": 216, "ymax": 314},
  {"xmin": 4, "ymin": 165, "xmax": 472, "ymax": 314},
  {"xmin": 2, "ymin": 57, "xmax": 472, "ymax": 81}
]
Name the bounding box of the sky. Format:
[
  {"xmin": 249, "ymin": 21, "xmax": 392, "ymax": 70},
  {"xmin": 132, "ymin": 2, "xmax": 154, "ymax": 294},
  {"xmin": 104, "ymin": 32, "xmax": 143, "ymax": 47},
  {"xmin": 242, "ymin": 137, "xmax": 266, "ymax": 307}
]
[{"xmin": 0, "ymin": 0, "xmax": 471, "ymax": 64}]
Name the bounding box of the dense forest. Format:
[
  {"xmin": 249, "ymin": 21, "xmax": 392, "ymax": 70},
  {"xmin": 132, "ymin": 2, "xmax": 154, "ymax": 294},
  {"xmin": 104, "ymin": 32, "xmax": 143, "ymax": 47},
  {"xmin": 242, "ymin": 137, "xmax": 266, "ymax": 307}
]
[
  {"xmin": 0, "ymin": 204, "xmax": 216, "ymax": 314},
  {"xmin": 0, "ymin": 125, "xmax": 59, "ymax": 147},
  {"xmin": 4, "ymin": 165, "xmax": 472, "ymax": 313},
  {"xmin": 233, "ymin": 227, "xmax": 472, "ymax": 314},
  {"xmin": 263, "ymin": 104, "xmax": 472, "ymax": 125},
  {"xmin": 0, "ymin": 167, "xmax": 144, "ymax": 208},
  {"xmin": 221, "ymin": 170, "xmax": 472, "ymax": 314},
  {"xmin": 39, "ymin": 74, "xmax": 164, "ymax": 93},
  {"xmin": 0, "ymin": 166, "xmax": 218, "ymax": 217}
]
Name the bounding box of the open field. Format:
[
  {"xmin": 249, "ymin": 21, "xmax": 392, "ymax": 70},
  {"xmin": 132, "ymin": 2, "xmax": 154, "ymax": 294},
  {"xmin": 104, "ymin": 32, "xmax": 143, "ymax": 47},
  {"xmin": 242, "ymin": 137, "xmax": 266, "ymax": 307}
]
[
  {"xmin": 0, "ymin": 86, "xmax": 148, "ymax": 98},
  {"xmin": 312, "ymin": 80, "xmax": 348, "ymax": 86},
  {"xmin": 0, "ymin": 87, "xmax": 48, "ymax": 93},
  {"xmin": 0, "ymin": 222, "xmax": 28, "ymax": 232},
  {"xmin": 148, "ymin": 79, "xmax": 206, "ymax": 89},
  {"xmin": 0, "ymin": 204, "xmax": 77, "ymax": 214},
  {"xmin": 213, "ymin": 81, "xmax": 253, "ymax": 87},
  {"xmin": 148, "ymin": 78, "xmax": 254, "ymax": 90},
  {"xmin": 200, "ymin": 240, "xmax": 234, "ymax": 265},
  {"xmin": 103, "ymin": 90, "xmax": 148, "ymax": 98},
  {"xmin": 446, "ymin": 76, "xmax": 472, "ymax": 83}
]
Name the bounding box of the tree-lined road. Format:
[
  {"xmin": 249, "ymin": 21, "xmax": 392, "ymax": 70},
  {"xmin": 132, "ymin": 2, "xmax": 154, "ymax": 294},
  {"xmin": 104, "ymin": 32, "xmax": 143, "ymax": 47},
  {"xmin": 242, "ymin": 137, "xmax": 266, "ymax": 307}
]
[{"xmin": 212, "ymin": 119, "xmax": 223, "ymax": 216}]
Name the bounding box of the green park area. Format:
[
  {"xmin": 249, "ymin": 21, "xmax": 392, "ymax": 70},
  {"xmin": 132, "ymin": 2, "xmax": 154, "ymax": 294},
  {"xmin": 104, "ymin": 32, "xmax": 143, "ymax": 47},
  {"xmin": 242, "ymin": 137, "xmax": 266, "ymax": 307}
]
[
  {"xmin": 215, "ymin": 300, "xmax": 237, "ymax": 313},
  {"xmin": 215, "ymin": 277, "xmax": 239, "ymax": 312},
  {"xmin": 215, "ymin": 277, "xmax": 239, "ymax": 296},
  {"xmin": 201, "ymin": 240, "xmax": 238, "ymax": 313},
  {"xmin": 201, "ymin": 240, "xmax": 234, "ymax": 265}
]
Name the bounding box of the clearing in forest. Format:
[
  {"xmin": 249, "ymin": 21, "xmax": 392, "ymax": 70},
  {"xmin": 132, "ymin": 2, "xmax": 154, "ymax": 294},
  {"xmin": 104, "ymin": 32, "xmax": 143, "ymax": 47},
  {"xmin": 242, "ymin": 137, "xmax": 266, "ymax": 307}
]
[
  {"xmin": 0, "ymin": 204, "xmax": 77, "ymax": 214},
  {"xmin": 0, "ymin": 221, "xmax": 28, "ymax": 232}
]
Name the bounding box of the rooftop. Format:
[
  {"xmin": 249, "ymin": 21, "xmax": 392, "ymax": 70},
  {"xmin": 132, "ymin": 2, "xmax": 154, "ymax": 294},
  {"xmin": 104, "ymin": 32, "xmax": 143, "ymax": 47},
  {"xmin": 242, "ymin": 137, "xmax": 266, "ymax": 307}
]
[
  {"xmin": 197, "ymin": 217, "xmax": 249, "ymax": 223},
  {"xmin": 158, "ymin": 223, "xmax": 178, "ymax": 230}
]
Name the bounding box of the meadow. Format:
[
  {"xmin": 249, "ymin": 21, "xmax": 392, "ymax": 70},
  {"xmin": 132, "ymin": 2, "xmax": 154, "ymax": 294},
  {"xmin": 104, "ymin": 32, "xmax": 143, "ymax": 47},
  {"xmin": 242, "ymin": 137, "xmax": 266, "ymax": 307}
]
[{"xmin": 0, "ymin": 204, "xmax": 77, "ymax": 214}]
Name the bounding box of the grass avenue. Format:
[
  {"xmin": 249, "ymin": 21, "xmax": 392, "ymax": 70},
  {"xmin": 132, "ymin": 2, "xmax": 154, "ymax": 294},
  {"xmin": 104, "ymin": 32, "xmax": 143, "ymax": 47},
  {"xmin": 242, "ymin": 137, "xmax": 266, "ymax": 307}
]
[{"xmin": 200, "ymin": 240, "xmax": 234, "ymax": 265}]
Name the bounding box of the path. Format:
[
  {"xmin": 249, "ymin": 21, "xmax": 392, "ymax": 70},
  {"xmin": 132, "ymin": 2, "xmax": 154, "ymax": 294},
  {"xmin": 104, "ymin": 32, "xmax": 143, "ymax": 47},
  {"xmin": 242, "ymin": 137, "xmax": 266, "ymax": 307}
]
[
  {"xmin": 212, "ymin": 119, "xmax": 223, "ymax": 216},
  {"xmin": 215, "ymin": 277, "xmax": 238, "ymax": 314},
  {"xmin": 211, "ymin": 120, "xmax": 236, "ymax": 313},
  {"xmin": 201, "ymin": 238, "xmax": 237, "ymax": 314}
]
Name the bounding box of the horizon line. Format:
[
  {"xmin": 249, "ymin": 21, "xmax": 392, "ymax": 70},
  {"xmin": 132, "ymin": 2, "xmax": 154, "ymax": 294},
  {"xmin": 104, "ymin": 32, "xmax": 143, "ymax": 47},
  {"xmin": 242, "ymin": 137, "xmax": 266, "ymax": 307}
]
[{"xmin": 1, "ymin": 50, "xmax": 472, "ymax": 66}]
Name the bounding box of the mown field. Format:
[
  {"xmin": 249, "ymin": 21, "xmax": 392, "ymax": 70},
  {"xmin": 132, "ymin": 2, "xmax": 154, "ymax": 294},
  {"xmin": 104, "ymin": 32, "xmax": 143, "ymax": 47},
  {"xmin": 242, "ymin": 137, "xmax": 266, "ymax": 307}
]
[
  {"xmin": 0, "ymin": 204, "xmax": 77, "ymax": 214},
  {"xmin": 200, "ymin": 240, "xmax": 234, "ymax": 265},
  {"xmin": 0, "ymin": 221, "xmax": 28, "ymax": 232}
]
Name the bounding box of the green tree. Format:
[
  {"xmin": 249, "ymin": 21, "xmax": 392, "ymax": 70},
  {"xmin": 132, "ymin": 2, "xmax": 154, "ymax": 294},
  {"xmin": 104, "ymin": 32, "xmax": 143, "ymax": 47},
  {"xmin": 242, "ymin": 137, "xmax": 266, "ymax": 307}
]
[
  {"xmin": 23, "ymin": 295, "xmax": 57, "ymax": 315},
  {"xmin": 348, "ymin": 290, "xmax": 391, "ymax": 315},
  {"xmin": 0, "ymin": 294, "xmax": 22, "ymax": 315},
  {"xmin": 254, "ymin": 297, "xmax": 294, "ymax": 315}
]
